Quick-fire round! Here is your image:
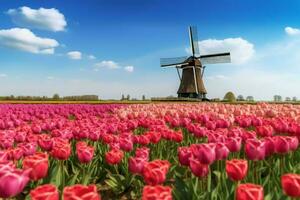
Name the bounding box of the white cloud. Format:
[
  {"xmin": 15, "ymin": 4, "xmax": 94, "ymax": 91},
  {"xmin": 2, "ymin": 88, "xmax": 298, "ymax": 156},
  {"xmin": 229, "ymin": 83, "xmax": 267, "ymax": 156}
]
[
  {"xmin": 0, "ymin": 74, "xmax": 7, "ymax": 78},
  {"xmin": 124, "ymin": 66, "xmax": 134, "ymax": 72},
  {"xmin": 206, "ymin": 74, "xmax": 228, "ymax": 80},
  {"xmin": 47, "ymin": 76, "xmax": 54, "ymax": 80},
  {"xmin": 285, "ymin": 27, "xmax": 300, "ymax": 36},
  {"xmin": 67, "ymin": 51, "xmax": 82, "ymax": 60},
  {"xmin": 88, "ymin": 55, "xmax": 96, "ymax": 60},
  {"xmin": 196, "ymin": 38, "xmax": 255, "ymax": 65},
  {"xmin": 0, "ymin": 28, "xmax": 59, "ymax": 54},
  {"xmin": 94, "ymin": 60, "xmax": 119, "ymax": 69},
  {"xmin": 7, "ymin": 6, "xmax": 67, "ymax": 32}
]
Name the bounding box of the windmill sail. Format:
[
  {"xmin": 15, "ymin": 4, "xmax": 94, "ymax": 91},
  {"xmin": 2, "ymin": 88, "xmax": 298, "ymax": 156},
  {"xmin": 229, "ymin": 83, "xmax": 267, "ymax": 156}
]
[
  {"xmin": 199, "ymin": 52, "xmax": 231, "ymax": 64},
  {"xmin": 189, "ymin": 26, "xmax": 200, "ymax": 56},
  {"xmin": 160, "ymin": 56, "xmax": 188, "ymax": 67}
]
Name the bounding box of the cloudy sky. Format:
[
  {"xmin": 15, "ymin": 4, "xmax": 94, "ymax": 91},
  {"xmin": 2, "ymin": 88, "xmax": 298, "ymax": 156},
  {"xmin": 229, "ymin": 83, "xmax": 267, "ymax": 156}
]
[{"xmin": 1, "ymin": 0, "xmax": 300, "ymax": 100}]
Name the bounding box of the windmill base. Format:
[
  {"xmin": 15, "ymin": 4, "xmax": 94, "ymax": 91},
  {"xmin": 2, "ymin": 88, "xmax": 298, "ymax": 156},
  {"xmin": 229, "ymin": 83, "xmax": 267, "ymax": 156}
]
[{"xmin": 178, "ymin": 93, "xmax": 208, "ymax": 100}]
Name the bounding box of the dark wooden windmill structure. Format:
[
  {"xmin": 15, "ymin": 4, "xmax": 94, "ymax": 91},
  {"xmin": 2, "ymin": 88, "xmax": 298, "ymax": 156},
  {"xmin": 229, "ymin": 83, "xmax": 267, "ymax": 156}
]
[{"xmin": 160, "ymin": 26, "xmax": 231, "ymax": 100}]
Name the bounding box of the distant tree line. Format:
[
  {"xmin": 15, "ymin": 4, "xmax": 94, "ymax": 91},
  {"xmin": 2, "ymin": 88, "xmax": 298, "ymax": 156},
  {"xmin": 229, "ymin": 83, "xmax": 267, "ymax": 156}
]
[
  {"xmin": 121, "ymin": 94, "xmax": 147, "ymax": 101},
  {"xmin": 62, "ymin": 95, "xmax": 99, "ymax": 101},
  {"xmin": 274, "ymin": 95, "xmax": 298, "ymax": 102},
  {"xmin": 0, "ymin": 94, "xmax": 99, "ymax": 101}
]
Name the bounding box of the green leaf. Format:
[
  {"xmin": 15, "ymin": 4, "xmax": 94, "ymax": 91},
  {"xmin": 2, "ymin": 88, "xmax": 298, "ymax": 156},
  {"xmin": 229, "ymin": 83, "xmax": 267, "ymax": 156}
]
[{"xmin": 49, "ymin": 164, "xmax": 62, "ymax": 188}]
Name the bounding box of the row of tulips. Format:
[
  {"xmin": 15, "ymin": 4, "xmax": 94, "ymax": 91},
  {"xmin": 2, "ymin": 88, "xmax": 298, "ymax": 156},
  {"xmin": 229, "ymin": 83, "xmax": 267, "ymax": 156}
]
[{"xmin": 0, "ymin": 103, "xmax": 300, "ymax": 199}]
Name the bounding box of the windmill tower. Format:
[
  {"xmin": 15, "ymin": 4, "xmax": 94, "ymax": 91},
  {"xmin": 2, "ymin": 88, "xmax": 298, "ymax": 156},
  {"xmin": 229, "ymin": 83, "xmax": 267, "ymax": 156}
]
[{"xmin": 160, "ymin": 26, "xmax": 231, "ymax": 99}]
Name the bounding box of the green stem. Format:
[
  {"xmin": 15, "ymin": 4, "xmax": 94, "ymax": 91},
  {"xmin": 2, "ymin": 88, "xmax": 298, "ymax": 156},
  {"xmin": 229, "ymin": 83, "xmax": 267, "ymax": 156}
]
[{"xmin": 60, "ymin": 160, "xmax": 65, "ymax": 191}]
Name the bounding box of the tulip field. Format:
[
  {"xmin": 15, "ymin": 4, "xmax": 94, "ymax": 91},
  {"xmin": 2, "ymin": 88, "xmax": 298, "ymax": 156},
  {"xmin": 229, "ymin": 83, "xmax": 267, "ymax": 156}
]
[{"xmin": 2, "ymin": 103, "xmax": 300, "ymax": 200}]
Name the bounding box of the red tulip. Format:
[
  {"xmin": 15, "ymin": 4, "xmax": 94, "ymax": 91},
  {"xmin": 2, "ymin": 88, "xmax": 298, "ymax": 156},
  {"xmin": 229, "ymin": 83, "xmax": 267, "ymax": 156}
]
[
  {"xmin": 9, "ymin": 147, "xmax": 24, "ymax": 160},
  {"xmin": 142, "ymin": 160, "xmax": 170, "ymax": 185},
  {"xmin": 226, "ymin": 159, "xmax": 248, "ymax": 181},
  {"xmin": 76, "ymin": 141, "xmax": 94, "ymax": 163},
  {"xmin": 30, "ymin": 184, "xmax": 59, "ymax": 200},
  {"xmin": 38, "ymin": 134, "xmax": 53, "ymax": 151},
  {"xmin": 189, "ymin": 157, "xmax": 209, "ymax": 177},
  {"xmin": 256, "ymin": 125, "xmax": 273, "ymax": 137},
  {"xmin": 281, "ymin": 173, "xmax": 300, "ymax": 197},
  {"xmin": 0, "ymin": 168, "xmax": 31, "ymax": 198},
  {"xmin": 23, "ymin": 152, "xmax": 49, "ymax": 181},
  {"xmin": 50, "ymin": 139, "xmax": 71, "ymax": 160},
  {"xmin": 148, "ymin": 132, "xmax": 161, "ymax": 144},
  {"xmin": 244, "ymin": 139, "xmax": 265, "ymax": 160},
  {"xmin": 178, "ymin": 146, "xmax": 192, "ymax": 166},
  {"xmin": 105, "ymin": 149, "xmax": 124, "ymax": 165},
  {"xmin": 236, "ymin": 183, "xmax": 263, "ymax": 200},
  {"xmin": 142, "ymin": 185, "xmax": 172, "ymax": 200},
  {"xmin": 63, "ymin": 184, "xmax": 101, "ymax": 200}
]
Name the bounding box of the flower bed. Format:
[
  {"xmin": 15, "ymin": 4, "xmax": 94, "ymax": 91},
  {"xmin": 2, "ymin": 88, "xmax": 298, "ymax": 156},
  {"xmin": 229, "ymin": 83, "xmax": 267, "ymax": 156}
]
[{"xmin": 0, "ymin": 103, "xmax": 300, "ymax": 199}]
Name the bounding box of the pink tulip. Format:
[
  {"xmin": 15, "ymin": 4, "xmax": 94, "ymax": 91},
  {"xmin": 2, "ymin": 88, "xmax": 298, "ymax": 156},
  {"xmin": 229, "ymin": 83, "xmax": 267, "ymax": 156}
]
[
  {"xmin": 245, "ymin": 139, "xmax": 266, "ymax": 160},
  {"xmin": 0, "ymin": 168, "xmax": 31, "ymax": 198},
  {"xmin": 215, "ymin": 143, "xmax": 230, "ymax": 160},
  {"xmin": 190, "ymin": 143, "xmax": 215, "ymax": 165},
  {"xmin": 274, "ymin": 136, "xmax": 290, "ymax": 154},
  {"xmin": 225, "ymin": 136, "xmax": 242, "ymax": 152},
  {"xmin": 178, "ymin": 146, "xmax": 192, "ymax": 166},
  {"xmin": 189, "ymin": 157, "xmax": 209, "ymax": 177},
  {"xmin": 286, "ymin": 136, "xmax": 299, "ymax": 151},
  {"xmin": 128, "ymin": 157, "xmax": 147, "ymax": 174}
]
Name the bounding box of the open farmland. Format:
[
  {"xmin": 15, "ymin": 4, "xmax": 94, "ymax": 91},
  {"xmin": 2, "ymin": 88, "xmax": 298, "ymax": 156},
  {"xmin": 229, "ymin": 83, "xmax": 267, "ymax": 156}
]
[{"xmin": 0, "ymin": 103, "xmax": 300, "ymax": 199}]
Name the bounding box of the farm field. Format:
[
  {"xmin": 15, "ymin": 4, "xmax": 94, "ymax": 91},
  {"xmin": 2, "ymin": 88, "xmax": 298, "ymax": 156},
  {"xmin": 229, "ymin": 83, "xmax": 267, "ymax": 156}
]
[{"xmin": 1, "ymin": 103, "xmax": 300, "ymax": 200}]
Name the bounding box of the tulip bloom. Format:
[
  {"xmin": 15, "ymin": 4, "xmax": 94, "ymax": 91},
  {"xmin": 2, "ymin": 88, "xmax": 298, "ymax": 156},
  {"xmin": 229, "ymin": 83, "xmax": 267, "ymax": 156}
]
[
  {"xmin": 178, "ymin": 146, "xmax": 192, "ymax": 166},
  {"xmin": 142, "ymin": 185, "xmax": 172, "ymax": 200},
  {"xmin": 50, "ymin": 139, "xmax": 71, "ymax": 160},
  {"xmin": 105, "ymin": 149, "xmax": 124, "ymax": 165},
  {"xmin": 274, "ymin": 136, "xmax": 289, "ymax": 154},
  {"xmin": 256, "ymin": 125, "xmax": 273, "ymax": 137},
  {"xmin": 38, "ymin": 134, "xmax": 53, "ymax": 151},
  {"xmin": 128, "ymin": 157, "xmax": 147, "ymax": 174},
  {"xmin": 281, "ymin": 173, "xmax": 300, "ymax": 197},
  {"xmin": 189, "ymin": 157, "xmax": 209, "ymax": 178},
  {"xmin": 63, "ymin": 184, "xmax": 101, "ymax": 200},
  {"xmin": 142, "ymin": 160, "xmax": 170, "ymax": 185},
  {"xmin": 23, "ymin": 152, "xmax": 49, "ymax": 181},
  {"xmin": 226, "ymin": 159, "xmax": 248, "ymax": 181},
  {"xmin": 244, "ymin": 139, "xmax": 266, "ymax": 161},
  {"xmin": 190, "ymin": 143, "xmax": 216, "ymax": 165},
  {"xmin": 226, "ymin": 137, "xmax": 242, "ymax": 152},
  {"xmin": 0, "ymin": 168, "xmax": 31, "ymax": 198},
  {"xmin": 135, "ymin": 147, "xmax": 150, "ymax": 160},
  {"xmin": 215, "ymin": 142, "xmax": 230, "ymax": 161},
  {"xmin": 236, "ymin": 183, "xmax": 264, "ymax": 200},
  {"xmin": 30, "ymin": 184, "xmax": 59, "ymax": 200},
  {"xmin": 76, "ymin": 141, "xmax": 94, "ymax": 163}
]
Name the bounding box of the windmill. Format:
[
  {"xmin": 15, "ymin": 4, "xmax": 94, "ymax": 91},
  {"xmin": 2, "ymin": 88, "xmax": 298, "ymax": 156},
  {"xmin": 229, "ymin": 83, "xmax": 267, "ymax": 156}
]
[{"xmin": 160, "ymin": 26, "xmax": 231, "ymax": 100}]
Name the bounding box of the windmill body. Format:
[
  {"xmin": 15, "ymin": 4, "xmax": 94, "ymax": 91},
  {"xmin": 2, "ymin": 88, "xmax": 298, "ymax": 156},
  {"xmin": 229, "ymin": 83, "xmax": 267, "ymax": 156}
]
[{"xmin": 160, "ymin": 26, "xmax": 231, "ymax": 99}]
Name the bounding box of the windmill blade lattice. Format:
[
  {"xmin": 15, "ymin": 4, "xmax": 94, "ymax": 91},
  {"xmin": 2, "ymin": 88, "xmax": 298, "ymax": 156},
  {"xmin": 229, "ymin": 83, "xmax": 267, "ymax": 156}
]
[{"xmin": 160, "ymin": 56, "xmax": 188, "ymax": 67}]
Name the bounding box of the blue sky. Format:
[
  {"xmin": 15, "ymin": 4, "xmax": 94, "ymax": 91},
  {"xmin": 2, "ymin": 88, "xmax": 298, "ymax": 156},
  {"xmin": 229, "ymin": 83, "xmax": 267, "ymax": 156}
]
[{"xmin": 1, "ymin": 0, "xmax": 300, "ymax": 100}]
